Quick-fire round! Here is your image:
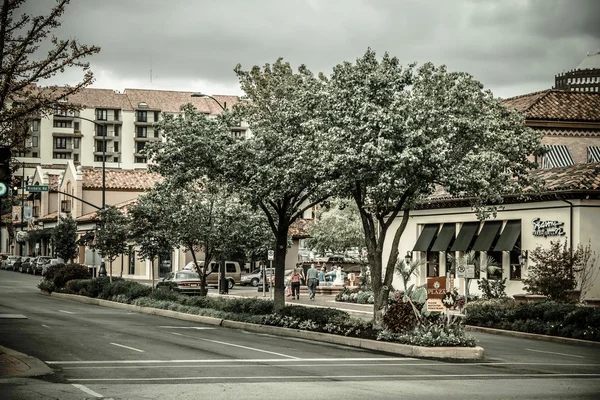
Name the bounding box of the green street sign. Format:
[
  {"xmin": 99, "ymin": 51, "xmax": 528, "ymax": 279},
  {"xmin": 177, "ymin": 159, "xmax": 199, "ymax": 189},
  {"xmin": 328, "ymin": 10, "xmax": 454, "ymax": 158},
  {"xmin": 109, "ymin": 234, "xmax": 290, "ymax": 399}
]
[{"xmin": 26, "ymin": 185, "xmax": 49, "ymax": 192}]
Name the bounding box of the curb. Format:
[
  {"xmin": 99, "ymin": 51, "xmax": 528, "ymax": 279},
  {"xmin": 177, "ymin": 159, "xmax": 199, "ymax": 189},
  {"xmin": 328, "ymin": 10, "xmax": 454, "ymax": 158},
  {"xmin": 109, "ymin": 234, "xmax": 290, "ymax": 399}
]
[
  {"xmin": 48, "ymin": 292, "xmax": 483, "ymax": 360},
  {"xmin": 465, "ymin": 325, "xmax": 600, "ymax": 348},
  {"xmin": 0, "ymin": 345, "xmax": 54, "ymax": 378}
]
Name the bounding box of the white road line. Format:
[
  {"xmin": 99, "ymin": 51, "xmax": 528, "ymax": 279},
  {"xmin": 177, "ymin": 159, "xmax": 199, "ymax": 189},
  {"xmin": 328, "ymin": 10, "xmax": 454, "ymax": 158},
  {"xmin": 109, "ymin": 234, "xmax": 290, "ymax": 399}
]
[
  {"xmin": 71, "ymin": 384, "xmax": 103, "ymax": 398},
  {"xmin": 41, "ymin": 324, "xmax": 50, "ymax": 328},
  {"xmin": 158, "ymin": 326, "xmax": 216, "ymax": 330},
  {"xmin": 525, "ymin": 348, "xmax": 585, "ymax": 358},
  {"xmin": 170, "ymin": 332, "xmax": 299, "ymax": 359},
  {"xmin": 110, "ymin": 343, "xmax": 145, "ymax": 353},
  {"xmin": 67, "ymin": 373, "xmax": 600, "ymax": 382},
  {"xmin": 58, "ymin": 310, "xmax": 74, "ymax": 314},
  {"xmin": 60, "ymin": 361, "xmax": 600, "ymax": 370},
  {"xmin": 46, "ymin": 357, "xmax": 406, "ymax": 364}
]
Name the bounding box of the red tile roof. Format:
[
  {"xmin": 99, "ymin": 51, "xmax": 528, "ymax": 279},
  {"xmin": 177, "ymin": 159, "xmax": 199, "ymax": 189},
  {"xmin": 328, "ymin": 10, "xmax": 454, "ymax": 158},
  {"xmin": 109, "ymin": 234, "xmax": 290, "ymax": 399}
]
[
  {"xmin": 502, "ymin": 90, "xmax": 600, "ymax": 121},
  {"xmin": 82, "ymin": 168, "xmax": 161, "ymax": 190},
  {"xmin": 75, "ymin": 198, "xmax": 137, "ymax": 223},
  {"xmin": 123, "ymin": 89, "xmax": 240, "ymax": 114},
  {"xmin": 289, "ymin": 218, "xmax": 312, "ymax": 239}
]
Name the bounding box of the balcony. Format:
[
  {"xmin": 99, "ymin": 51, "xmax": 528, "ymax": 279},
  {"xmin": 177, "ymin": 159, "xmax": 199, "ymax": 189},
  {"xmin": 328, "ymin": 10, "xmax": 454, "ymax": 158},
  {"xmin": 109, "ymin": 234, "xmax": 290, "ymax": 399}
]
[
  {"xmin": 95, "ymin": 116, "xmax": 123, "ymax": 124},
  {"xmin": 94, "ymin": 132, "xmax": 115, "ymax": 140},
  {"xmin": 52, "ymin": 127, "xmax": 75, "ymax": 137},
  {"xmin": 53, "ymin": 144, "xmax": 73, "ymax": 153},
  {"xmin": 54, "ymin": 110, "xmax": 79, "ymax": 120},
  {"xmin": 134, "ymin": 115, "xmax": 158, "ymax": 126}
]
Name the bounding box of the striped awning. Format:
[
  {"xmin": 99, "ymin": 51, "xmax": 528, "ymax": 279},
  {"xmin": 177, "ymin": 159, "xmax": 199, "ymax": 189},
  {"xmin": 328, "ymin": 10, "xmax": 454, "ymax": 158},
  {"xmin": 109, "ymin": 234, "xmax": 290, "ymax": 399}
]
[
  {"xmin": 588, "ymin": 146, "xmax": 600, "ymax": 163},
  {"xmin": 542, "ymin": 145, "xmax": 574, "ymax": 169}
]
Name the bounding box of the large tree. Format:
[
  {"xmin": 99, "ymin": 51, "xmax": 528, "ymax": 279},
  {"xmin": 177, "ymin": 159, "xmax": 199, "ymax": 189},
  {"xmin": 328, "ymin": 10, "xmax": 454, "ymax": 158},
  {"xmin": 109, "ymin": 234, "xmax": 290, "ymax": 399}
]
[
  {"xmin": 322, "ymin": 49, "xmax": 543, "ymax": 326},
  {"xmin": 0, "ymin": 0, "xmax": 100, "ymax": 147}
]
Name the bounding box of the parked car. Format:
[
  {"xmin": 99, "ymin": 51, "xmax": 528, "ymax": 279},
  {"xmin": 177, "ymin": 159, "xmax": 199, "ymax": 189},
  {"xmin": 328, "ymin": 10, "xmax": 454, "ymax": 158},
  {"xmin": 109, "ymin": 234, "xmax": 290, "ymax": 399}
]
[
  {"xmin": 3, "ymin": 256, "xmax": 19, "ymax": 271},
  {"xmin": 20, "ymin": 257, "xmax": 34, "ymax": 273},
  {"xmin": 10, "ymin": 256, "xmax": 22, "ymax": 272},
  {"xmin": 183, "ymin": 260, "xmax": 241, "ymax": 289},
  {"xmin": 240, "ymin": 267, "xmax": 275, "ymax": 287},
  {"xmin": 156, "ymin": 271, "xmax": 204, "ymax": 295},
  {"xmin": 39, "ymin": 257, "xmax": 64, "ymax": 276}
]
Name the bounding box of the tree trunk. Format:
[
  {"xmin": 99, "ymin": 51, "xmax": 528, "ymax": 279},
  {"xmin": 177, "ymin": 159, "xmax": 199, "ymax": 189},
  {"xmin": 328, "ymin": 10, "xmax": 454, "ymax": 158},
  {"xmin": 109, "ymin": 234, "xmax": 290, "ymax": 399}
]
[
  {"xmin": 191, "ymin": 250, "xmax": 208, "ymax": 296},
  {"xmin": 151, "ymin": 258, "xmax": 155, "ymax": 290},
  {"xmin": 109, "ymin": 260, "xmax": 113, "ymax": 283},
  {"xmin": 272, "ymin": 223, "xmax": 289, "ymax": 313}
]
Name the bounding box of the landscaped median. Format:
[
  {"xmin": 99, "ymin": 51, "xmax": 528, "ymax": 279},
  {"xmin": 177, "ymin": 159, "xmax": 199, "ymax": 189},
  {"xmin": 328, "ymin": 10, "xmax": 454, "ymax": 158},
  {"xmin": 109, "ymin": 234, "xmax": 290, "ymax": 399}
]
[
  {"xmin": 42, "ymin": 291, "xmax": 483, "ymax": 360},
  {"xmin": 36, "ymin": 267, "xmax": 483, "ymax": 360}
]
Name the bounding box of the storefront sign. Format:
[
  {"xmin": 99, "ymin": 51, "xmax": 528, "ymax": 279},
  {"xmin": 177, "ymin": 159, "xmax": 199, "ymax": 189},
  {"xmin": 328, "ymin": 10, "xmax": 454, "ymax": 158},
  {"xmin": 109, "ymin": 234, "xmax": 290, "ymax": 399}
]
[
  {"xmin": 532, "ymin": 218, "xmax": 565, "ymax": 238},
  {"xmin": 427, "ymin": 277, "xmax": 447, "ymax": 299},
  {"xmin": 426, "ymin": 299, "xmax": 445, "ymax": 312},
  {"xmin": 466, "ymin": 265, "xmax": 475, "ymax": 279}
]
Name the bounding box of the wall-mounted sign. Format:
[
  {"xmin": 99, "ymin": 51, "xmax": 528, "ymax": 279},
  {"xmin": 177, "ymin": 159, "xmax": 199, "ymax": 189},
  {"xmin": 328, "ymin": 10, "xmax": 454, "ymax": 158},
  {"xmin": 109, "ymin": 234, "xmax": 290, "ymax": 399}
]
[{"xmin": 532, "ymin": 218, "xmax": 565, "ymax": 238}]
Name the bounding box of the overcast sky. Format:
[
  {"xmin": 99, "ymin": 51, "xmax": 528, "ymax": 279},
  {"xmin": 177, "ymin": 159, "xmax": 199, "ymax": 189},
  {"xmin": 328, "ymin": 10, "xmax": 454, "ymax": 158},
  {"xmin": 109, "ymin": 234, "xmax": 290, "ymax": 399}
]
[{"xmin": 24, "ymin": 0, "xmax": 600, "ymax": 99}]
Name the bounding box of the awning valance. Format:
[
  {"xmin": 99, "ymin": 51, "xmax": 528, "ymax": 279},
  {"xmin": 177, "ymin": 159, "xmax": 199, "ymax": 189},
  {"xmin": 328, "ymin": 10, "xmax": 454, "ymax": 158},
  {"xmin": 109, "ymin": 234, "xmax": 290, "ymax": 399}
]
[
  {"xmin": 430, "ymin": 223, "xmax": 456, "ymax": 252},
  {"xmin": 542, "ymin": 145, "xmax": 574, "ymax": 168},
  {"xmin": 451, "ymin": 222, "xmax": 480, "ymax": 252},
  {"xmin": 412, "ymin": 224, "xmax": 439, "ymax": 252},
  {"xmin": 588, "ymin": 146, "xmax": 600, "ymax": 163},
  {"xmin": 493, "ymin": 220, "xmax": 521, "ymax": 251},
  {"xmin": 471, "ymin": 221, "xmax": 502, "ymax": 251}
]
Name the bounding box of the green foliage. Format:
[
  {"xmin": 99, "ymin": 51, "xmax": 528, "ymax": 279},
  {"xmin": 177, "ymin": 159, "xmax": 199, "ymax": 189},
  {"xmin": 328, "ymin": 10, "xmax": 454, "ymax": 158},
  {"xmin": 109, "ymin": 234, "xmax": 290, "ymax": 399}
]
[
  {"xmin": 37, "ymin": 279, "xmax": 55, "ymax": 293},
  {"xmin": 99, "ymin": 280, "xmax": 152, "ymax": 302},
  {"xmin": 93, "ymin": 206, "xmax": 128, "ymax": 274},
  {"xmin": 378, "ymin": 325, "xmax": 477, "ymax": 347},
  {"xmin": 43, "ymin": 263, "xmax": 90, "ymax": 289},
  {"xmin": 305, "ymin": 199, "xmax": 365, "ymax": 256},
  {"xmin": 52, "ymin": 214, "xmax": 78, "ymax": 262},
  {"xmin": 522, "ymin": 240, "xmax": 577, "ymax": 302},
  {"xmin": 335, "ymin": 287, "xmax": 374, "ymax": 304},
  {"xmin": 383, "ymin": 300, "xmax": 419, "ymax": 333},
  {"xmin": 478, "ymin": 277, "xmax": 508, "ymax": 300},
  {"xmin": 395, "ymin": 259, "xmax": 425, "ymax": 291},
  {"xmin": 278, "ymin": 305, "xmax": 350, "ymax": 326},
  {"xmin": 465, "ymin": 299, "xmax": 600, "ymax": 341}
]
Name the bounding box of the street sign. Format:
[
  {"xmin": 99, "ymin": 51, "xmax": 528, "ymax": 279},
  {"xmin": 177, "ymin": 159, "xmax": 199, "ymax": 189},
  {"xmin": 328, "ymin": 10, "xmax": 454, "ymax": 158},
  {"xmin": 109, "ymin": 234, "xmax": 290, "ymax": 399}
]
[
  {"xmin": 26, "ymin": 185, "xmax": 48, "ymax": 192},
  {"xmin": 456, "ymin": 264, "xmax": 466, "ymax": 278},
  {"xmin": 267, "ymin": 250, "xmax": 274, "ymax": 260},
  {"xmin": 466, "ymin": 265, "xmax": 475, "ymax": 279}
]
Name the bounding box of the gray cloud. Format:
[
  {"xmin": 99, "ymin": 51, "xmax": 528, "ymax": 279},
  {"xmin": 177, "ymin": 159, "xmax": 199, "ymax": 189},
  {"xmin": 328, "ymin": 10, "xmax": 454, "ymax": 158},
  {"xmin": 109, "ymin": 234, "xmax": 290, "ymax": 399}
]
[{"xmin": 21, "ymin": 0, "xmax": 600, "ymax": 98}]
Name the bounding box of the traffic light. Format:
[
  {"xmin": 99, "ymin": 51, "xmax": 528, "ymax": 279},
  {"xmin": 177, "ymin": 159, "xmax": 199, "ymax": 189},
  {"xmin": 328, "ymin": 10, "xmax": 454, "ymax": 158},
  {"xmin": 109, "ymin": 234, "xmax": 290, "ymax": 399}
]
[{"xmin": 0, "ymin": 147, "xmax": 10, "ymax": 198}]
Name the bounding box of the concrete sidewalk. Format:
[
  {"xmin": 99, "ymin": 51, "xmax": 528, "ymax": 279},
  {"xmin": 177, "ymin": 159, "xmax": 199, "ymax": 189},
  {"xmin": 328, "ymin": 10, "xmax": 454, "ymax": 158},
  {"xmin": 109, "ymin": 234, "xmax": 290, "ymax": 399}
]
[{"xmin": 0, "ymin": 345, "xmax": 53, "ymax": 379}]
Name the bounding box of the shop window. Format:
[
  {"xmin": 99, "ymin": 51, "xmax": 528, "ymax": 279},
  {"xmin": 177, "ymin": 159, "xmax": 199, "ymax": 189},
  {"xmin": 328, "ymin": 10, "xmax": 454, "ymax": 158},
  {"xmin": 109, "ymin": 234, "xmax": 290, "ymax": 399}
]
[
  {"xmin": 487, "ymin": 251, "xmax": 503, "ymax": 279},
  {"xmin": 426, "ymin": 252, "xmax": 439, "ymax": 277},
  {"xmin": 509, "ymin": 252, "xmax": 521, "ymax": 280}
]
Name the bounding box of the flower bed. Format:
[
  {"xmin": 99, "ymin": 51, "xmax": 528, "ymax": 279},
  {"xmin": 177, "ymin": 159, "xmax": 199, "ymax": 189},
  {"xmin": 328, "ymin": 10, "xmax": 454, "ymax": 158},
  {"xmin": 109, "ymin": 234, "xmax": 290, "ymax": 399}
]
[{"xmin": 335, "ymin": 287, "xmax": 374, "ymax": 304}]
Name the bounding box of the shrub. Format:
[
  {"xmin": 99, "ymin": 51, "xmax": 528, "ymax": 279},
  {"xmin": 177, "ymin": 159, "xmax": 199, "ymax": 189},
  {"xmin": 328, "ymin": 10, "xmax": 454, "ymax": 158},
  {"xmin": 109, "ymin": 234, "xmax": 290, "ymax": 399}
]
[
  {"xmin": 43, "ymin": 263, "xmax": 91, "ymax": 289},
  {"xmin": 278, "ymin": 305, "xmax": 350, "ymax": 326},
  {"xmin": 100, "ymin": 280, "xmax": 151, "ymax": 302},
  {"xmin": 38, "ymin": 279, "xmax": 55, "ymax": 293},
  {"xmin": 150, "ymin": 288, "xmax": 184, "ymax": 302},
  {"xmin": 383, "ymin": 300, "xmax": 419, "ymax": 333},
  {"xmin": 378, "ymin": 325, "xmax": 477, "ymax": 347},
  {"xmin": 478, "ymin": 277, "xmax": 507, "ymax": 299}
]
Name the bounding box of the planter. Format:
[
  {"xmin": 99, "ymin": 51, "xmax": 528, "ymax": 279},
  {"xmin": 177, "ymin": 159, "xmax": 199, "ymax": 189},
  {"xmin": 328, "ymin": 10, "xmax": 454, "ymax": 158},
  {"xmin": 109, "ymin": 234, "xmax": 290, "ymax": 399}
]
[
  {"xmin": 513, "ymin": 293, "xmax": 527, "ymax": 304},
  {"xmin": 585, "ymin": 298, "xmax": 600, "ymax": 308},
  {"xmin": 525, "ymin": 294, "xmax": 547, "ymax": 303}
]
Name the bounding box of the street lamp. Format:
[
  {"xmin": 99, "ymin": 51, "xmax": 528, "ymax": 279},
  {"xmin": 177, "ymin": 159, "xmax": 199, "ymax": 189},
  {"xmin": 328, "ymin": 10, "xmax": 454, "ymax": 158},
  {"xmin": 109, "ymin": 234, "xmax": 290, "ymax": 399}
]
[{"xmin": 191, "ymin": 92, "xmax": 226, "ymax": 111}]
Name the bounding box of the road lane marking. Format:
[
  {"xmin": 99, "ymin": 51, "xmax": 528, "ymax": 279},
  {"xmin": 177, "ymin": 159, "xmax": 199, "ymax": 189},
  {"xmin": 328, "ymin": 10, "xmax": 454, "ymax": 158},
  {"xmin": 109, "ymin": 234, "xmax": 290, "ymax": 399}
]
[
  {"xmin": 0, "ymin": 314, "xmax": 27, "ymax": 319},
  {"xmin": 67, "ymin": 373, "xmax": 600, "ymax": 382},
  {"xmin": 170, "ymin": 332, "xmax": 299, "ymax": 359},
  {"xmin": 46, "ymin": 357, "xmax": 407, "ymax": 364},
  {"xmin": 158, "ymin": 326, "xmax": 216, "ymax": 330},
  {"xmin": 110, "ymin": 343, "xmax": 145, "ymax": 353},
  {"xmin": 41, "ymin": 324, "xmax": 50, "ymax": 328},
  {"xmin": 525, "ymin": 348, "xmax": 584, "ymax": 358},
  {"xmin": 72, "ymin": 384, "xmax": 103, "ymax": 397},
  {"xmin": 58, "ymin": 310, "xmax": 74, "ymax": 314}
]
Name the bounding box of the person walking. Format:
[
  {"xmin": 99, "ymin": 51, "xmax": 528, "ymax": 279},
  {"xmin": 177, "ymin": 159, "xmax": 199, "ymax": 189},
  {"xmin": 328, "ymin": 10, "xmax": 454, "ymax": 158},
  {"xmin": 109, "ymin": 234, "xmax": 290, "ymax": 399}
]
[
  {"xmin": 306, "ymin": 263, "xmax": 319, "ymax": 300},
  {"xmin": 318, "ymin": 266, "xmax": 325, "ymax": 283},
  {"xmin": 290, "ymin": 268, "xmax": 301, "ymax": 300}
]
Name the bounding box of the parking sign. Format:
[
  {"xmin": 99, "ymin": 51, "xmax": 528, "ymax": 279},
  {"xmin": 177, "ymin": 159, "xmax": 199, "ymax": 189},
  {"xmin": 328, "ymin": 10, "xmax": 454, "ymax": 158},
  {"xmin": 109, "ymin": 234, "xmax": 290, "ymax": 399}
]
[{"xmin": 267, "ymin": 250, "xmax": 274, "ymax": 260}]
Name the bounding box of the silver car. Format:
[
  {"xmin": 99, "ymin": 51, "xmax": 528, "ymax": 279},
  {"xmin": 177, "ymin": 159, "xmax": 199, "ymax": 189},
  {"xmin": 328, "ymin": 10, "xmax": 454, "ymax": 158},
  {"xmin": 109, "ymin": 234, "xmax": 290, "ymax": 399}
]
[{"xmin": 240, "ymin": 267, "xmax": 275, "ymax": 287}]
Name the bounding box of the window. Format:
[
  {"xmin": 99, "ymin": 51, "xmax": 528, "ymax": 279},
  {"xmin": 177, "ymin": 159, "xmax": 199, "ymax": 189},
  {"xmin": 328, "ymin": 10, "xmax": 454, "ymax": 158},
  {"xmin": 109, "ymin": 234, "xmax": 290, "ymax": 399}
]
[
  {"xmin": 226, "ymin": 263, "xmax": 237, "ymax": 273},
  {"xmin": 53, "ymin": 120, "xmax": 72, "ymax": 128},
  {"xmin": 95, "ymin": 140, "xmax": 106, "ymax": 152},
  {"xmin": 136, "ymin": 126, "xmax": 147, "ymax": 138},
  {"xmin": 96, "ymin": 124, "xmax": 107, "ymax": 136},
  {"xmin": 32, "ymin": 120, "xmax": 39, "ymax": 132},
  {"xmin": 54, "ymin": 106, "xmax": 69, "ymax": 116},
  {"xmin": 136, "ymin": 142, "xmax": 146, "ymax": 153},
  {"xmin": 137, "ymin": 110, "xmax": 147, "ymax": 122},
  {"xmin": 96, "ymin": 109, "xmax": 107, "ymax": 120},
  {"xmin": 154, "ymin": 111, "xmax": 159, "ymax": 122},
  {"xmin": 32, "ymin": 136, "xmax": 38, "ymax": 147},
  {"xmin": 154, "ymin": 128, "xmax": 159, "ymax": 138},
  {"xmin": 32, "ymin": 152, "xmax": 38, "ymax": 158},
  {"xmin": 135, "ymin": 157, "xmax": 147, "ymax": 163},
  {"xmin": 74, "ymin": 121, "xmax": 80, "ymax": 131},
  {"xmin": 95, "ymin": 155, "xmax": 107, "ymax": 162},
  {"xmin": 113, "ymin": 142, "xmax": 119, "ymax": 152},
  {"xmin": 73, "ymin": 138, "xmax": 80, "ymax": 149},
  {"xmin": 509, "ymin": 252, "xmax": 521, "ymax": 280},
  {"xmin": 114, "ymin": 109, "xmax": 119, "ymax": 121},
  {"xmin": 114, "ymin": 125, "xmax": 120, "ymax": 136},
  {"xmin": 53, "ymin": 153, "xmax": 69, "ymax": 159},
  {"xmin": 487, "ymin": 251, "xmax": 503, "ymax": 279},
  {"xmin": 426, "ymin": 252, "xmax": 439, "ymax": 277},
  {"xmin": 73, "ymin": 154, "xmax": 79, "ymax": 162},
  {"xmin": 113, "ymin": 156, "xmax": 119, "ymax": 163},
  {"xmin": 54, "ymin": 137, "xmax": 67, "ymax": 149}
]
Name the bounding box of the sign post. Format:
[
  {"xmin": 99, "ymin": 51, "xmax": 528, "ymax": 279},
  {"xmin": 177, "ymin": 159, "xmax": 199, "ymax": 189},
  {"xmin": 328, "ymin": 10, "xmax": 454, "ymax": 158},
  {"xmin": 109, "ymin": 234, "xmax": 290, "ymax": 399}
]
[
  {"xmin": 266, "ymin": 250, "xmax": 274, "ymax": 298},
  {"xmin": 426, "ymin": 277, "xmax": 447, "ymax": 312}
]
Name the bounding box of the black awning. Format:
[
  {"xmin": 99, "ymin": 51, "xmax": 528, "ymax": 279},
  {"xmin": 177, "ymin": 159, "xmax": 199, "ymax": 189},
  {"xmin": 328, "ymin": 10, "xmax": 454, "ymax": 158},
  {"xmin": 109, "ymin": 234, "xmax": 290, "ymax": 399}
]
[
  {"xmin": 471, "ymin": 221, "xmax": 502, "ymax": 251},
  {"xmin": 430, "ymin": 223, "xmax": 456, "ymax": 252},
  {"xmin": 451, "ymin": 222, "xmax": 480, "ymax": 252},
  {"xmin": 413, "ymin": 224, "xmax": 439, "ymax": 252},
  {"xmin": 76, "ymin": 231, "xmax": 95, "ymax": 245},
  {"xmin": 493, "ymin": 220, "xmax": 521, "ymax": 251}
]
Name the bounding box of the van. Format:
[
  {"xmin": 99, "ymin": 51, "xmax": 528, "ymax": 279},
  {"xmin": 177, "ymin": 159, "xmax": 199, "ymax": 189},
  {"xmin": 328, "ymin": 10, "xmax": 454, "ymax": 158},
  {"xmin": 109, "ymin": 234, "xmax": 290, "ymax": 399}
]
[{"xmin": 183, "ymin": 260, "xmax": 242, "ymax": 289}]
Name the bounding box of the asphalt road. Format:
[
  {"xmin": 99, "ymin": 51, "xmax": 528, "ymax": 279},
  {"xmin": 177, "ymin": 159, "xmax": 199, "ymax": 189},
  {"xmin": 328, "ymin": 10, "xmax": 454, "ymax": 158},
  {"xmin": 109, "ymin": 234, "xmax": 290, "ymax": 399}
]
[{"xmin": 1, "ymin": 269, "xmax": 599, "ymax": 399}]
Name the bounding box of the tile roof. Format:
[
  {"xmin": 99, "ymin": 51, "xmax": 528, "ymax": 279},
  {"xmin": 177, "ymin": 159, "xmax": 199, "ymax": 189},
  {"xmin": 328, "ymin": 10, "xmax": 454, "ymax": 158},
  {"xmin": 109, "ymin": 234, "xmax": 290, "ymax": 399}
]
[
  {"xmin": 75, "ymin": 198, "xmax": 137, "ymax": 223},
  {"xmin": 528, "ymin": 162, "xmax": 600, "ymax": 192},
  {"xmin": 49, "ymin": 87, "xmax": 133, "ymax": 110},
  {"xmin": 123, "ymin": 89, "xmax": 240, "ymax": 114},
  {"xmin": 37, "ymin": 211, "xmax": 58, "ymax": 223},
  {"xmin": 82, "ymin": 168, "xmax": 162, "ymax": 190},
  {"xmin": 289, "ymin": 218, "xmax": 312, "ymax": 239},
  {"xmin": 502, "ymin": 89, "xmax": 600, "ymax": 122}
]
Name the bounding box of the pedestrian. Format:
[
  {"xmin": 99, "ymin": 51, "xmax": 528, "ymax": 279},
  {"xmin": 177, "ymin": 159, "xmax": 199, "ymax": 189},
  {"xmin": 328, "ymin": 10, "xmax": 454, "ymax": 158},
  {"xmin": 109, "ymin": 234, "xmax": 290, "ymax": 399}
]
[
  {"xmin": 306, "ymin": 263, "xmax": 319, "ymax": 300},
  {"xmin": 318, "ymin": 266, "xmax": 325, "ymax": 283},
  {"xmin": 296, "ymin": 263, "xmax": 306, "ymax": 285},
  {"xmin": 290, "ymin": 268, "xmax": 301, "ymax": 300}
]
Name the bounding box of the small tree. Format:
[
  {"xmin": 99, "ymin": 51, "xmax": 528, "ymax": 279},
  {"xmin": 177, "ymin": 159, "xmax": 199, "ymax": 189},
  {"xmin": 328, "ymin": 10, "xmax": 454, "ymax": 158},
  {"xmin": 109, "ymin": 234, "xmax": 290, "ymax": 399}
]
[
  {"xmin": 52, "ymin": 213, "xmax": 77, "ymax": 262},
  {"xmin": 93, "ymin": 206, "xmax": 128, "ymax": 282},
  {"xmin": 522, "ymin": 240, "xmax": 577, "ymax": 302},
  {"xmin": 0, "ymin": 0, "xmax": 100, "ymax": 147}
]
